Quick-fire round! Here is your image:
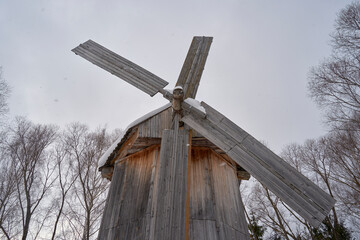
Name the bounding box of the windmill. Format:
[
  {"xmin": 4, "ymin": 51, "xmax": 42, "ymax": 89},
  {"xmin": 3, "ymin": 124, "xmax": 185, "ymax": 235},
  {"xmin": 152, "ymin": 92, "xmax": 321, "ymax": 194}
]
[{"xmin": 72, "ymin": 37, "xmax": 335, "ymax": 240}]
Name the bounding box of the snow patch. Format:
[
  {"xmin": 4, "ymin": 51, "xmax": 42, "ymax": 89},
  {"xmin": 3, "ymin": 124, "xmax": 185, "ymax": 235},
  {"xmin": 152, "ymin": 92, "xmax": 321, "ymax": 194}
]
[
  {"xmin": 184, "ymin": 98, "xmax": 206, "ymax": 114},
  {"xmin": 126, "ymin": 103, "xmax": 171, "ymax": 130},
  {"xmin": 173, "ymin": 86, "xmax": 183, "ymax": 92},
  {"xmin": 98, "ymin": 133, "xmax": 125, "ymax": 167}
]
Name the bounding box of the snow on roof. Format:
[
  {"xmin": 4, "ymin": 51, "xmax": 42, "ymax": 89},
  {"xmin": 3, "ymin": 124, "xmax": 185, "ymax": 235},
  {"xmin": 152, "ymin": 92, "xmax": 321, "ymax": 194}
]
[
  {"xmin": 99, "ymin": 95, "xmax": 208, "ymax": 169},
  {"xmin": 126, "ymin": 103, "xmax": 171, "ymax": 131},
  {"xmin": 98, "ymin": 103, "xmax": 172, "ymax": 168}
]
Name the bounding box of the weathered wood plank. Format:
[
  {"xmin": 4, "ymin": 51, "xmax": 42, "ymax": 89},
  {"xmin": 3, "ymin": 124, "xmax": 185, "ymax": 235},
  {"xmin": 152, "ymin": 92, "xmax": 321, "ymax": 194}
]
[
  {"xmin": 98, "ymin": 159, "xmax": 127, "ymax": 239},
  {"xmin": 208, "ymin": 150, "xmax": 249, "ymax": 236},
  {"xmin": 176, "ymin": 36, "xmax": 213, "ymax": 99},
  {"xmin": 72, "ymin": 40, "xmax": 168, "ymax": 96},
  {"xmin": 185, "ymin": 129, "xmax": 192, "ymax": 240},
  {"xmin": 150, "ymin": 129, "xmax": 189, "ymax": 240},
  {"xmin": 73, "ymin": 46, "xmax": 159, "ymax": 96},
  {"xmin": 138, "ymin": 107, "xmax": 172, "ymax": 138},
  {"xmin": 189, "ymin": 219, "xmax": 219, "ymax": 240},
  {"xmin": 217, "ymin": 222, "xmax": 250, "ymax": 240},
  {"xmin": 182, "ymin": 101, "xmax": 336, "ymax": 227},
  {"xmin": 109, "ymin": 128, "xmax": 139, "ymax": 167},
  {"xmin": 188, "ymin": 147, "xmax": 250, "ymax": 239},
  {"xmin": 98, "ymin": 146, "xmax": 160, "ymax": 239},
  {"xmin": 189, "ymin": 149, "xmax": 216, "ymax": 221}
]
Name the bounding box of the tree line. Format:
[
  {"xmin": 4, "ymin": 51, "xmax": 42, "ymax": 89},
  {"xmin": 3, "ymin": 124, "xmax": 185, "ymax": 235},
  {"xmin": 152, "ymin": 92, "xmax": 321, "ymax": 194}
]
[
  {"xmin": 244, "ymin": 2, "xmax": 360, "ymax": 239},
  {"xmin": 0, "ymin": 72, "xmax": 122, "ymax": 239}
]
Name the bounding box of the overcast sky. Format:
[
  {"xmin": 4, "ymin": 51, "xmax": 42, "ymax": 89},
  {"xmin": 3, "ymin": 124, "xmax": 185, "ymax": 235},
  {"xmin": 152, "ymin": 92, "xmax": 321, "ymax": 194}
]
[{"xmin": 0, "ymin": 0, "xmax": 353, "ymax": 153}]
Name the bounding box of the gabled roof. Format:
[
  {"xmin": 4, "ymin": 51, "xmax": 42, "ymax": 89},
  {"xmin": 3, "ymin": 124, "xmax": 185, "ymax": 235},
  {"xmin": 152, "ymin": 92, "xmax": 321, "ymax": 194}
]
[
  {"xmin": 98, "ymin": 103, "xmax": 171, "ymax": 168},
  {"xmin": 98, "ymin": 100, "xmax": 250, "ymax": 181}
]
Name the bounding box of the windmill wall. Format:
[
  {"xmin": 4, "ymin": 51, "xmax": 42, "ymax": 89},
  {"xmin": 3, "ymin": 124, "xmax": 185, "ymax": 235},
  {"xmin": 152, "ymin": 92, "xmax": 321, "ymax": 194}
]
[
  {"xmin": 98, "ymin": 145, "xmax": 250, "ymax": 239},
  {"xmin": 98, "ymin": 106, "xmax": 250, "ymax": 239}
]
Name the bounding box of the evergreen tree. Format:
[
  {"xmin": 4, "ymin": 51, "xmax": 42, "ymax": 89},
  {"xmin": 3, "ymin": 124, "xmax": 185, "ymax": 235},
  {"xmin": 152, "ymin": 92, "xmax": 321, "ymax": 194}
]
[{"xmin": 248, "ymin": 214, "xmax": 266, "ymax": 240}]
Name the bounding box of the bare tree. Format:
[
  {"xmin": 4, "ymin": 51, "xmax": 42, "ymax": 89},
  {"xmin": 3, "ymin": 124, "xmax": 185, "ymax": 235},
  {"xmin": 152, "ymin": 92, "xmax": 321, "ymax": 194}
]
[
  {"xmin": 0, "ymin": 69, "xmax": 14, "ymax": 239},
  {"xmin": 1, "ymin": 117, "xmax": 58, "ymax": 240},
  {"xmin": 242, "ymin": 137, "xmax": 354, "ymax": 239},
  {"xmin": 242, "ymin": 177, "xmax": 305, "ymax": 240},
  {"xmin": 308, "ymin": 2, "xmax": 360, "ymax": 128},
  {"xmin": 242, "ymin": 3, "xmax": 360, "ymax": 239},
  {"xmin": 332, "ymin": 2, "xmax": 360, "ymax": 57},
  {"xmin": 49, "ymin": 140, "xmax": 78, "ymax": 240},
  {"xmin": 307, "ymin": 2, "xmax": 360, "ymax": 237},
  {"xmin": 300, "ymin": 139, "xmax": 340, "ymax": 227},
  {"xmin": 0, "ymin": 143, "xmax": 20, "ymax": 239},
  {"xmin": 0, "ymin": 114, "xmax": 122, "ymax": 240},
  {"xmin": 0, "ymin": 67, "xmax": 10, "ymax": 122},
  {"xmin": 60, "ymin": 123, "xmax": 116, "ymax": 240},
  {"xmin": 326, "ymin": 124, "xmax": 360, "ymax": 232},
  {"xmin": 281, "ymin": 139, "xmax": 355, "ymax": 239}
]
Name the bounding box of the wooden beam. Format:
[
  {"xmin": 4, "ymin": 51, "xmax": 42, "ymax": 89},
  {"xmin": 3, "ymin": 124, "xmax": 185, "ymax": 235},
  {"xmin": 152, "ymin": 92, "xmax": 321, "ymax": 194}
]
[
  {"xmin": 150, "ymin": 129, "xmax": 189, "ymax": 240},
  {"xmin": 185, "ymin": 129, "xmax": 192, "ymax": 240},
  {"xmin": 110, "ymin": 128, "xmax": 139, "ymax": 166}
]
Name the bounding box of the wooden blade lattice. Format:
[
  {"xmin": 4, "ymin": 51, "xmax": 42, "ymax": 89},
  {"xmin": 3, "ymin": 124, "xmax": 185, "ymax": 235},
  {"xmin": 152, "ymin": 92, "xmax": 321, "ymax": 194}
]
[
  {"xmin": 181, "ymin": 101, "xmax": 335, "ymax": 227},
  {"xmin": 72, "ymin": 40, "xmax": 169, "ymax": 97},
  {"xmin": 176, "ymin": 36, "xmax": 213, "ymax": 99}
]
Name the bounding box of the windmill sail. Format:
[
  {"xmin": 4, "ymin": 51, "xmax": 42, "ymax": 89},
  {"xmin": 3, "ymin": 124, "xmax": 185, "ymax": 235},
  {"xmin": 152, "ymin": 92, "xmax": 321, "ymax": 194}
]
[
  {"xmin": 176, "ymin": 37, "xmax": 213, "ymax": 99},
  {"xmin": 182, "ymin": 101, "xmax": 335, "ymax": 227},
  {"xmin": 72, "ymin": 40, "xmax": 168, "ymax": 96}
]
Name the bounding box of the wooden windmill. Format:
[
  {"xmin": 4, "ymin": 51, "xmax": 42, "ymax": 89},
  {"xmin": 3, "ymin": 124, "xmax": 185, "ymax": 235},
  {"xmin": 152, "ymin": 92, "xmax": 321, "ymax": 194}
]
[{"xmin": 72, "ymin": 37, "xmax": 335, "ymax": 240}]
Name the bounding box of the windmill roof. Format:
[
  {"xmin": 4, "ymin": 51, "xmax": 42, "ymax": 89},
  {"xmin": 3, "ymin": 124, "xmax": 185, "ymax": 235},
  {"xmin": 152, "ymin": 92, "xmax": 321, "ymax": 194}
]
[
  {"xmin": 98, "ymin": 103, "xmax": 171, "ymax": 168},
  {"xmin": 98, "ymin": 100, "xmax": 250, "ymax": 181}
]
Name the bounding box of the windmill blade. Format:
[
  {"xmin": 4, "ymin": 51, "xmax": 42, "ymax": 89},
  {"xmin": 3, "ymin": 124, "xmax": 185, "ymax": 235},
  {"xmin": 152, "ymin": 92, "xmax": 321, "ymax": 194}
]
[
  {"xmin": 176, "ymin": 36, "xmax": 213, "ymax": 99},
  {"xmin": 72, "ymin": 40, "xmax": 169, "ymax": 97},
  {"xmin": 150, "ymin": 129, "xmax": 190, "ymax": 239},
  {"xmin": 181, "ymin": 101, "xmax": 335, "ymax": 227}
]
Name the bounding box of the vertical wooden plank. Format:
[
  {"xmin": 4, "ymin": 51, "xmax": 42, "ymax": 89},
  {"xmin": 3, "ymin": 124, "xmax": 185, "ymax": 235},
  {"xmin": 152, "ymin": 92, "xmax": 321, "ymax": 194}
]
[
  {"xmin": 189, "ymin": 149, "xmax": 216, "ymax": 221},
  {"xmin": 137, "ymin": 107, "xmax": 172, "ymax": 138},
  {"xmin": 185, "ymin": 130, "xmax": 192, "ymax": 240},
  {"xmin": 150, "ymin": 129, "xmax": 189, "ymax": 240},
  {"xmin": 98, "ymin": 159, "xmax": 126, "ymax": 239},
  {"xmin": 209, "ymin": 151, "xmax": 250, "ymax": 239},
  {"xmin": 188, "ymin": 148, "xmax": 250, "ymax": 240},
  {"xmin": 188, "ymin": 148, "xmax": 219, "ymax": 240},
  {"xmin": 143, "ymin": 147, "xmax": 160, "ymax": 239},
  {"xmin": 98, "ymin": 146, "xmax": 160, "ymax": 240}
]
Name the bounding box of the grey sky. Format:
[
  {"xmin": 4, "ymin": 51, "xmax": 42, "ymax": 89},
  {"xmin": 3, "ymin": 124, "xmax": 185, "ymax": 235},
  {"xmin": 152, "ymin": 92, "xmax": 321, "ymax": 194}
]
[{"xmin": 0, "ymin": 0, "xmax": 352, "ymax": 153}]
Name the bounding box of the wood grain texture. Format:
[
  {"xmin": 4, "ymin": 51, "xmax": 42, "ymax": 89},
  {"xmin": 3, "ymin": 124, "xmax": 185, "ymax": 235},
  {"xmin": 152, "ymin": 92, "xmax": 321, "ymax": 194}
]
[
  {"xmin": 138, "ymin": 107, "xmax": 172, "ymax": 138},
  {"xmin": 176, "ymin": 36, "xmax": 213, "ymax": 99},
  {"xmin": 98, "ymin": 144, "xmax": 251, "ymax": 239},
  {"xmin": 108, "ymin": 129, "xmax": 139, "ymax": 168},
  {"xmin": 72, "ymin": 40, "xmax": 168, "ymax": 96},
  {"xmin": 182, "ymin": 101, "xmax": 335, "ymax": 227},
  {"xmin": 98, "ymin": 146, "xmax": 160, "ymax": 240},
  {"xmin": 188, "ymin": 148, "xmax": 250, "ymax": 240},
  {"xmin": 102, "ymin": 104, "xmax": 250, "ymax": 180},
  {"xmin": 150, "ymin": 129, "xmax": 189, "ymax": 240}
]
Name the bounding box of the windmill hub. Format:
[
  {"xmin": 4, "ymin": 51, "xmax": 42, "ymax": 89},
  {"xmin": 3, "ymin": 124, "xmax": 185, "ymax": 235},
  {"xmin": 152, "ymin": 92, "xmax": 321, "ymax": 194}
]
[{"xmin": 172, "ymin": 86, "xmax": 184, "ymax": 112}]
